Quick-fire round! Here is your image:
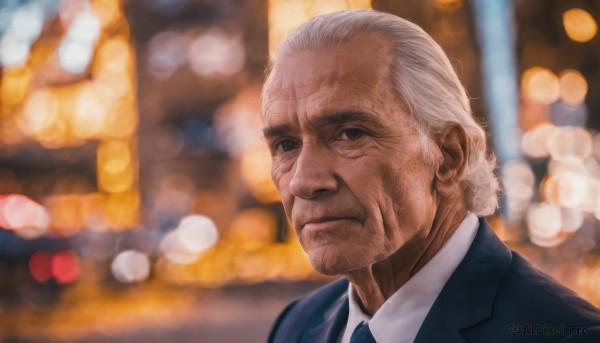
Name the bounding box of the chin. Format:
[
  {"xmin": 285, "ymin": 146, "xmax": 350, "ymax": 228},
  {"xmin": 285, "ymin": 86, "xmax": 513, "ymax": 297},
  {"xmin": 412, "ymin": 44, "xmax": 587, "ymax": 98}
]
[{"xmin": 307, "ymin": 246, "xmax": 373, "ymax": 276}]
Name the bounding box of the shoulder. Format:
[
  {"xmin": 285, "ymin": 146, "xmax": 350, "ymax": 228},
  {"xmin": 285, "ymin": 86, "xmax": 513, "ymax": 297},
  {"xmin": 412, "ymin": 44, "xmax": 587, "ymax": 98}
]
[
  {"xmin": 472, "ymin": 250, "xmax": 600, "ymax": 342},
  {"xmin": 498, "ymin": 251, "xmax": 600, "ymax": 322},
  {"xmin": 267, "ymin": 278, "xmax": 348, "ymax": 343}
]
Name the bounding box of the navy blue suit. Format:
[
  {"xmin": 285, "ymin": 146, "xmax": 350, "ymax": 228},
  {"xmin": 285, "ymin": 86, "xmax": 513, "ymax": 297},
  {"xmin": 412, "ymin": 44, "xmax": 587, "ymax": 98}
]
[{"xmin": 268, "ymin": 219, "xmax": 600, "ymax": 342}]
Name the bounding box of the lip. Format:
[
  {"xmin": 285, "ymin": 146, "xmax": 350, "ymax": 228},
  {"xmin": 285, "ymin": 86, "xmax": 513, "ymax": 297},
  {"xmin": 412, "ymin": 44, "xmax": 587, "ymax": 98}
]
[{"xmin": 301, "ymin": 217, "xmax": 356, "ymax": 230}]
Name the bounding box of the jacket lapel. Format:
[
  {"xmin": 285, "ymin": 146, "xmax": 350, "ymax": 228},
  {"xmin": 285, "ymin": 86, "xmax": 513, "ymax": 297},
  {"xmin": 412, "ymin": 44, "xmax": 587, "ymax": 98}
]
[
  {"xmin": 415, "ymin": 219, "xmax": 513, "ymax": 343},
  {"xmin": 303, "ymin": 292, "xmax": 349, "ymax": 343}
]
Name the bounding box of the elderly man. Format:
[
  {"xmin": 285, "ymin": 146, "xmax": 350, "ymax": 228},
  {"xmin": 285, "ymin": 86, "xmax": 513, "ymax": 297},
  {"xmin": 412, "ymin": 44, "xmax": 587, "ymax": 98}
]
[{"xmin": 261, "ymin": 10, "xmax": 600, "ymax": 343}]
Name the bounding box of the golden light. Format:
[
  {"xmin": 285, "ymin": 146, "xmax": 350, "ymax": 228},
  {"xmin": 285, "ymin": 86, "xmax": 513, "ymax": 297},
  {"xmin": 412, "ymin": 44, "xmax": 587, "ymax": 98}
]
[
  {"xmin": 521, "ymin": 66, "xmax": 560, "ymax": 104},
  {"xmin": 97, "ymin": 140, "xmax": 131, "ymax": 175},
  {"xmin": 93, "ymin": 37, "xmax": 132, "ymax": 81},
  {"xmin": 91, "ymin": 0, "xmax": 122, "ymax": 29},
  {"xmin": 46, "ymin": 194, "xmax": 85, "ymax": 233},
  {"xmin": 562, "ymin": 8, "xmax": 598, "ymax": 43},
  {"xmin": 103, "ymin": 190, "xmax": 140, "ymax": 229},
  {"xmin": 98, "ymin": 169, "xmax": 135, "ymax": 193},
  {"xmin": 0, "ymin": 66, "xmax": 32, "ymax": 109},
  {"xmin": 240, "ymin": 143, "xmax": 280, "ymax": 203},
  {"xmin": 268, "ymin": 0, "xmax": 371, "ymax": 58},
  {"xmin": 102, "ymin": 98, "xmax": 137, "ymax": 138},
  {"xmin": 18, "ymin": 89, "xmax": 59, "ymax": 135},
  {"xmin": 228, "ymin": 207, "xmax": 277, "ymax": 243},
  {"xmin": 97, "ymin": 139, "xmax": 136, "ymax": 193},
  {"xmin": 559, "ymin": 69, "xmax": 588, "ymax": 105},
  {"xmin": 0, "ymin": 0, "xmax": 141, "ymax": 233},
  {"xmin": 435, "ymin": 0, "xmax": 463, "ymax": 13},
  {"xmin": 73, "ymin": 83, "xmax": 108, "ymax": 139}
]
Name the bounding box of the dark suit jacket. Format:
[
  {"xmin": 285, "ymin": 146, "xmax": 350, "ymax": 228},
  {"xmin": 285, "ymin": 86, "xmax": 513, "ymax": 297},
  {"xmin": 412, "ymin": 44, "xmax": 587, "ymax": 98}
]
[{"xmin": 268, "ymin": 219, "xmax": 600, "ymax": 342}]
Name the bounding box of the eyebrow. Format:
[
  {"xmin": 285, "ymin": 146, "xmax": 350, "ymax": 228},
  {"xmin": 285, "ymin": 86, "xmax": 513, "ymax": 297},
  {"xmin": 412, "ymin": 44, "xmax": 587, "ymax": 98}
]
[{"xmin": 262, "ymin": 111, "xmax": 381, "ymax": 138}]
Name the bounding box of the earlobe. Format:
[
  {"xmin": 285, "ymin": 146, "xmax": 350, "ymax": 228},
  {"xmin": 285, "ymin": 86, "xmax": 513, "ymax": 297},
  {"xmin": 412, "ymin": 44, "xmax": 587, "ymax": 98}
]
[{"xmin": 433, "ymin": 124, "xmax": 469, "ymax": 198}]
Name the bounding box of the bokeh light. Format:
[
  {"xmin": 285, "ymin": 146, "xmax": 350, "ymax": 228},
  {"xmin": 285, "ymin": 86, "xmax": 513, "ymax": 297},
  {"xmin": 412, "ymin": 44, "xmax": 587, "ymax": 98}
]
[
  {"xmin": 502, "ymin": 160, "xmax": 535, "ymax": 215},
  {"xmin": 175, "ymin": 215, "xmax": 219, "ymax": 255},
  {"xmin": 268, "ymin": 0, "xmax": 371, "ymax": 57},
  {"xmin": 240, "ymin": 143, "xmax": 280, "ymax": 203},
  {"xmin": 73, "ymin": 83, "xmax": 109, "ymax": 139},
  {"xmin": 51, "ymin": 250, "xmax": 80, "ymax": 284},
  {"xmin": 562, "ymin": 8, "xmax": 598, "ymax": 43},
  {"xmin": 435, "ymin": 0, "xmax": 463, "ymax": 13},
  {"xmin": 159, "ymin": 215, "xmax": 219, "ymax": 265},
  {"xmin": 29, "ymin": 251, "xmax": 53, "ymax": 283},
  {"xmin": 148, "ymin": 30, "xmax": 191, "ymax": 78},
  {"xmin": 547, "ymin": 127, "xmax": 592, "ymax": 165},
  {"xmin": 527, "ymin": 202, "xmax": 562, "ymax": 240},
  {"xmin": 111, "ymin": 250, "xmax": 151, "ymax": 283},
  {"xmin": 520, "ymin": 123, "xmax": 557, "ymax": 158},
  {"xmin": 58, "ymin": 8, "xmax": 101, "ymax": 74},
  {"xmin": 188, "ymin": 28, "xmax": 245, "ymax": 76},
  {"xmin": 0, "ymin": 66, "xmax": 32, "ymax": 108},
  {"xmin": 160, "ymin": 230, "xmax": 200, "ymax": 265},
  {"xmin": 228, "ymin": 208, "xmax": 277, "ymax": 243},
  {"xmin": 521, "ymin": 66, "xmax": 560, "ymax": 104},
  {"xmin": 0, "ymin": 194, "xmax": 50, "ymax": 238},
  {"xmin": 561, "ymin": 207, "xmax": 584, "ymax": 233},
  {"xmin": 556, "ymin": 171, "xmax": 588, "ymax": 208},
  {"xmin": 18, "ymin": 89, "xmax": 59, "ymax": 136},
  {"xmin": 559, "ymin": 69, "xmax": 588, "ymax": 105}
]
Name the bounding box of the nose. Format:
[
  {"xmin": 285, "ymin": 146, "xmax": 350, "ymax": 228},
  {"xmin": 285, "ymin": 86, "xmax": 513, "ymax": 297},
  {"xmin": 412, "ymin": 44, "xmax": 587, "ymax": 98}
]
[{"xmin": 289, "ymin": 144, "xmax": 338, "ymax": 199}]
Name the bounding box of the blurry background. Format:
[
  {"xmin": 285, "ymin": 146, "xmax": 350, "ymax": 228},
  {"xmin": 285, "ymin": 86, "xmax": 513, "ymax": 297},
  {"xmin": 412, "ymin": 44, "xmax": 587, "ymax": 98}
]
[{"xmin": 0, "ymin": 0, "xmax": 599, "ymax": 342}]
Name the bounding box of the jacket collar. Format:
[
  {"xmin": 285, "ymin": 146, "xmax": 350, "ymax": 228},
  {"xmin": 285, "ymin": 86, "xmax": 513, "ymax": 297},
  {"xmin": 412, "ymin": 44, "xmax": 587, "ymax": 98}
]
[
  {"xmin": 303, "ymin": 290, "xmax": 349, "ymax": 343},
  {"xmin": 302, "ymin": 218, "xmax": 512, "ymax": 343},
  {"xmin": 414, "ymin": 218, "xmax": 513, "ymax": 342}
]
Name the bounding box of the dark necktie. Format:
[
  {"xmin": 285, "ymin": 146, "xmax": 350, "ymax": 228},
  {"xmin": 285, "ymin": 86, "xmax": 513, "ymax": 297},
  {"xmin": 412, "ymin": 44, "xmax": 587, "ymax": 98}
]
[{"xmin": 349, "ymin": 321, "xmax": 377, "ymax": 343}]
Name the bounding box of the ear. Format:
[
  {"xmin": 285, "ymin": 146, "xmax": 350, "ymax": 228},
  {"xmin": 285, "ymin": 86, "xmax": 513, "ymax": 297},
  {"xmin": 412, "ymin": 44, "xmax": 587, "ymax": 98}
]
[{"xmin": 434, "ymin": 124, "xmax": 469, "ymax": 198}]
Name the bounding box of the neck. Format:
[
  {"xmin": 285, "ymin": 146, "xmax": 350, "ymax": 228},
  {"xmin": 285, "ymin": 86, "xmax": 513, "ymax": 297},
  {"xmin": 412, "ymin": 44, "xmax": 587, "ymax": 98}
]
[{"xmin": 346, "ymin": 199, "xmax": 468, "ymax": 315}]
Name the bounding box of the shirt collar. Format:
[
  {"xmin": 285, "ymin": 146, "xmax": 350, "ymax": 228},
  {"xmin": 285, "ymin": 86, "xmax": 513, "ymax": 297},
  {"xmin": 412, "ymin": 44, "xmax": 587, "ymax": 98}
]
[{"xmin": 341, "ymin": 212, "xmax": 479, "ymax": 343}]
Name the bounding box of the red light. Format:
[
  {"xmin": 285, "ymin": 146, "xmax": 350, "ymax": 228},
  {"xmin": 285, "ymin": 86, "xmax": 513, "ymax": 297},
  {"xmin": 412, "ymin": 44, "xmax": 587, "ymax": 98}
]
[
  {"xmin": 0, "ymin": 195, "xmax": 11, "ymax": 229},
  {"xmin": 51, "ymin": 250, "xmax": 80, "ymax": 284},
  {"xmin": 29, "ymin": 251, "xmax": 53, "ymax": 282}
]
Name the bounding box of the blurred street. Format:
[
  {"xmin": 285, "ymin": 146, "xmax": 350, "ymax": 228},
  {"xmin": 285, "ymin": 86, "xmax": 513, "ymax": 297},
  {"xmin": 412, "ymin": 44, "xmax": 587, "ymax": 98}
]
[{"xmin": 1, "ymin": 281, "xmax": 328, "ymax": 343}]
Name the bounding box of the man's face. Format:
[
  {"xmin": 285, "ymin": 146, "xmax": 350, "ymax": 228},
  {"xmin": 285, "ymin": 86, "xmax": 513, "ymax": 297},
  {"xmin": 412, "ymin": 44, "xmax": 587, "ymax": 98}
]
[{"xmin": 262, "ymin": 32, "xmax": 439, "ymax": 275}]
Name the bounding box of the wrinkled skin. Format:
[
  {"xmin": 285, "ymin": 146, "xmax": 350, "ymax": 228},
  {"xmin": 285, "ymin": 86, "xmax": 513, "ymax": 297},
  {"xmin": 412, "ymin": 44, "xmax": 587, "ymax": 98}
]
[{"xmin": 262, "ymin": 32, "xmax": 468, "ymax": 314}]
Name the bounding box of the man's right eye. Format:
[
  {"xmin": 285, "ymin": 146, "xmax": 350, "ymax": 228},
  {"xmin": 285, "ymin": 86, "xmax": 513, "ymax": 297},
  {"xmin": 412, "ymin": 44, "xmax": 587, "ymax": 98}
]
[{"xmin": 275, "ymin": 139, "xmax": 299, "ymax": 152}]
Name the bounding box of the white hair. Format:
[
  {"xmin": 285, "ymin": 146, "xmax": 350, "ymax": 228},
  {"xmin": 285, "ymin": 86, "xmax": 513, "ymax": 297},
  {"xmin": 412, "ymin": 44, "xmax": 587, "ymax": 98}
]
[{"xmin": 265, "ymin": 9, "xmax": 499, "ymax": 216}]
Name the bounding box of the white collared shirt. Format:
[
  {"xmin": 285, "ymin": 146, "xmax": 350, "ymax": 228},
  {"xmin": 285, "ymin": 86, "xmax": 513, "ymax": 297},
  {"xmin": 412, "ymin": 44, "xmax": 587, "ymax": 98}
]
[{"xmin": 339, "ymin": 213, "xmax": 479, "ymax": 343}]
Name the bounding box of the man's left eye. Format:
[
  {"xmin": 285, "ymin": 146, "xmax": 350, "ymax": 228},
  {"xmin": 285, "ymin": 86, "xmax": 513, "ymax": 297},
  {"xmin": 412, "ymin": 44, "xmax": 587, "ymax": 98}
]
[{"xmin": 339, "ymin": 128, "xmax": 365, "ymax": 140}]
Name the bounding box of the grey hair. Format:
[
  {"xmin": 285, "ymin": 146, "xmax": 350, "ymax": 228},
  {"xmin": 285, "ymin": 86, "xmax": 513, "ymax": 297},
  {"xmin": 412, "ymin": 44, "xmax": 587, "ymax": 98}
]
[{"xmin": 265, "ymin": 9, "xmax": 499, "ymax": 216}]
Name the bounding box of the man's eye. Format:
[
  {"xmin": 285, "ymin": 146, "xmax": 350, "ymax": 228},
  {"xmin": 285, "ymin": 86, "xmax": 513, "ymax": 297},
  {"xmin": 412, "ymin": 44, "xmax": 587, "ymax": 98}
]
[
  {"xmin": 276, "ymin": 139, "xmax": 299, "ymax": 152},
  {"xmin": 339, "ymin": 128, "xmax": 365, "ymax": 140}
]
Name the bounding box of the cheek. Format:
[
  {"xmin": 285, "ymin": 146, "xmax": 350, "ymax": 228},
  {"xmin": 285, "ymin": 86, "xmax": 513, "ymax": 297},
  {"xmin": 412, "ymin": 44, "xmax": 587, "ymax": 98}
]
[
  {"xmin": 271, "ymin": 162, "xmax": 298, "ymax": 224},
  {"xmin": 376, "ymin": 157, "xmax": 436, "ymax": 244}
]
